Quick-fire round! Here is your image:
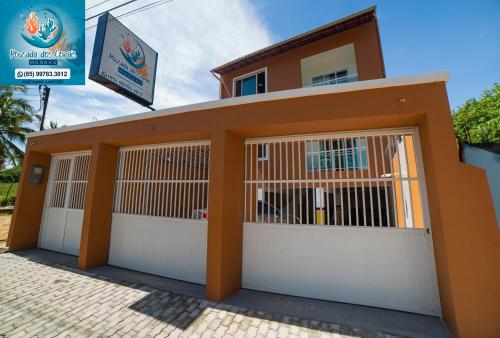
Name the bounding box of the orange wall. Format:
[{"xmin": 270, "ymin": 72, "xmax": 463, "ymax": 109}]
[
  {"xmin": 7, "ymin": 81, "xmax": 500, "ymax": 338},
  {"xmin": 219, "ymin": 19, "xmax": 385, "ymax": 98},
  {"xmin": 7, "ymin": 150, "xmax": 51, "ymax": 250}
]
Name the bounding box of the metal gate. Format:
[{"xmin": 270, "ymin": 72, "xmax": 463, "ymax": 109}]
[
  {"xmin": 242, "ymin": 128, "xmax": 442, "ymax": 316},
  {"xmin": 39, "ymin": 151, "xmax": 92, "ymax": 255},
  {"xmin": 109, "ymin": 140, "xmax": 210, "ymax": 284}
]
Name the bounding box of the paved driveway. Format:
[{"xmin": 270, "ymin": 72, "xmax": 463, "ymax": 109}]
[{"xmin": 0, "ymin": 252, "xmax": 403, "ymax": 338}]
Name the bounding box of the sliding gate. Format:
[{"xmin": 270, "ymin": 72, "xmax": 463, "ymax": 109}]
[
  {"xmin": 39, "ymin": 152, "xmax": 92, "ymax": 255},
  {"xmin": 242, "ymin": 128, "xmax": 441, "ymax": 316},
  {"xmin": 109, "ymin": 141, "xmax": 210, "ymax": 284}
]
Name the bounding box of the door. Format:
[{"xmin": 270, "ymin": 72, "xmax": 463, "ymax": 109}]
[
  {"xmin": 242, "ymin": 128, "xmax": 442, "ymax": 316},
  {"xmin": 38, "ymin": 152, "xmax": 91, "ymax": 256}
]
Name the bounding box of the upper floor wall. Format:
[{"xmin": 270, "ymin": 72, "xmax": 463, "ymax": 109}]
[{"xmin": 213, "ymin": 7, "xmax": 385, "ymax": 99}]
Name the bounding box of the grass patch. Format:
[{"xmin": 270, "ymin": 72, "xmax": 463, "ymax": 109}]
[{"xmin": 0, "ymin": 183, "xmax": 18, "ymax": 205}]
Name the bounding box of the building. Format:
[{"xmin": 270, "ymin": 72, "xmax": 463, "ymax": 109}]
[
  {"xmin": 461, "ymin": 143, "xmax": 500, "ymax": 229},
  {"xmin": 7, "ymin": 7, "xmax": 500, "ymax": 338}
]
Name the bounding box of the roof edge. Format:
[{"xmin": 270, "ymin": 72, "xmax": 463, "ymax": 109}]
[
  {"xmin": 27, "ymin": 71, "xmax": 449, "ymax": 139},
  {"xmin": 211, "ymin": 6, "xmax": 377, "ymax": 75}
]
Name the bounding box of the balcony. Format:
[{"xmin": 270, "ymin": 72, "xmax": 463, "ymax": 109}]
[
  {"xmin": 300, "ymin": 43, "xmax": 358, "ymax": 88},
  {"xmin": 304, "ymin": 73, "xmax": 359, "ymax": 88}
]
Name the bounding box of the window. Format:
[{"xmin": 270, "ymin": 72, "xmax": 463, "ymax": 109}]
[
  {"xmin": 234, "ymin": 70, "xmax": 266, "ymax": 97},
  {"xmin": 257, "ymin": 143, "xmax": 269, "ymax": 160},
  {"xmin": 305, "ymin": 139, "xmax": 367, "ymax": 172},
  {"xmin": 312, "ymin": 69, "xmax": 352, "ymax": 87}
]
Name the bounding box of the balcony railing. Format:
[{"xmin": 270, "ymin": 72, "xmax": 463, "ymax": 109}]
[{"xmin": 304, "ymin": 73, "xmax": 358, "ymax": 88}]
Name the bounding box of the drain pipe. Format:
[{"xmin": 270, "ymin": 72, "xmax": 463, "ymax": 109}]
[{"xmin": 211, "ymin": 71, "xmax": 231, "ymax": 98}]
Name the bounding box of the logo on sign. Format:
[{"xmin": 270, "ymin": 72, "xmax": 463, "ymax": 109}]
[
  {"xmin": 119, "ymin": 33, "xmax": 148, "ymax": 77},
  {"xmin": 21, "ymin": 8, "xmax": 62, "ymax": 48}
]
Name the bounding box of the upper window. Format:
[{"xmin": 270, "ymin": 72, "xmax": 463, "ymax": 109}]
[
  {"xmin": 234, "ymin": 70, "xmax": 266, "ymax": 97},
  {"xmin": 312, "ymin": 69, "xmax": 352, "ymax": 87},
  {"xmin": 305, "ymin": 139, "xmax": 368, "ymax": 172}
]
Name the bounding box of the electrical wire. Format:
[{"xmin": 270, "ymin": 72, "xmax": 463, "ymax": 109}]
[
  {"xmin": 85, "ymin": 0, "xmax": 175, "ymax": 30},
  {"xmin": 86, "ymin": 0, "xmax": 138, "ymax": 21},
  {"xmin": 86, "ymin": 0, "xmax": 113, "ymax": 11}
]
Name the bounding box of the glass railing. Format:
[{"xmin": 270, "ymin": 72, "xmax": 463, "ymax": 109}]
[{"xmin": 304, "ymin": 73, "xmax": 359, "ymax": 88}]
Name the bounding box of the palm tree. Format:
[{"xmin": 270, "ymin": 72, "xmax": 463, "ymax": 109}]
[{"xmin": 0, "ymin": 86, "xmax": 39, "ymax": 167}]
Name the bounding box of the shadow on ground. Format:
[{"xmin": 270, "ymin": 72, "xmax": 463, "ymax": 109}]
[{"xmin": 5, "ymin": 249, "xmax": 452, "ymax": 338}]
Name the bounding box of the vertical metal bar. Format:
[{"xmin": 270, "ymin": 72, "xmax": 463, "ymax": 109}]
[
  {"xmin": 279, "ymin": 142, "xmax": 283, "ymax": 224},
  {"xmin": 173, "ymin": 146, "xmax": 180, "ymax": 218},
  {"xmin": 379, "ymin": 135, "xmax": 391, "ymax": 227},
  {"xmin": 205, "ymin": 144, "xmax": 211, "ymax": 214},
  {"xmin": 285, "ymin": 141, "xmax": 289, "ymax": 224},
  {"xmin": 358, "ymin": 137, "xmax": 366, "ymax": 226},
  {"xmin": 331, "ymin": 138, "xmax": 337, "ymax": 226},
  {"xmin": 244, "ymin": 143, "xmax": 247, "ymax": 222},
  {"xmin": 323, "ymin": 139, "xmax": 329, "ymax": 225},
  {"xmin": 395, "ymin": 135, "xmax": 407, "ymax": 229},
  {"xmin": 196, "ymin": 145, "xmax": 201, "ymax": 218},
  {"xmin": 338, "ymin": 138, "xmax": 344, "ymax": 225},
  {"xmin": 291, "ymin": 141, "xmax": 296, "ymax": 224},
  {"xmin": 365, "ymin": 136, "xmax": 374, "ymax": 226},
  {"xmin": 273, "ymin": 142, "xmax": 277, "ymax": 221},
  {"xmin": 298, "ymin": 141, "xmax": 302, "ymax": 224},
  {"xmin": 372, "ymin": 136, "xmax": 382, "ymax": 226},
  {"xmin": 131, "ymin": 150, "xmax": 137, "ymax": 214},
  {"xmin": 386, "ymin": 135, "xmax": 398, "ymax": 227},
  {"xmin": 305, "ymin": 141, "xmax": 309, "ymax": 224},
  {"xmin": 343, "ymin": 138, "xmax": 351, "ymax": 226},
  {"xmin": 267, "ymin": 144, "xmax": 270, "ymax": 222},
  {"xmin": 167, "ymin": 146, "xmax": 173, "ymax": 217},
  {"xmin": 311, "ymin": 140, "xmax": 316, "ymax": 225},
  {"xmin": 351, "ymin": 137, "xmax": 359, "ymax": 226},
  {"xmin": 250, "ymin": 143, "xmax": 253, "ymax": 222},
  {"xmin": 187, "ymin": 145, "xmax": 193, "ymax": 218},
  {"xmin": 402, "ymin": 134, "xmax": 416, "ymax": 228}
]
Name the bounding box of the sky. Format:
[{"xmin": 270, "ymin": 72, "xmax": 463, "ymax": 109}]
[{"xmin": 21, "ymin": 0, "xmax": 500, "ymax": 128}]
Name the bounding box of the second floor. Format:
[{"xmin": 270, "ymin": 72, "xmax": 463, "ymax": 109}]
[{"xmin": 212, "ymin": 6, "xmax": 385, "ymax": 99}]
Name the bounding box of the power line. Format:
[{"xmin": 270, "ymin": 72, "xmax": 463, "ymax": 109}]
[
  {"xmin": 86, "ymin": 0, "xmax": 113, "ymax": 11},
  {"xmin": 85, "ymin": 0, "xmax": 175, "ymax": 30},
  {"xmin": 86, "ymin": 0, "xmax": 138, "ymax": 21}
]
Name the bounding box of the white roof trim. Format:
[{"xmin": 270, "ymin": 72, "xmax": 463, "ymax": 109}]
[{"xmin": 28, "ymin": 71, "xmax": 449, "ymax": 138}]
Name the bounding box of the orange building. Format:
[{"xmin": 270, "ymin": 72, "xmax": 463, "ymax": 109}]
[{"xmin": 8, "ymin": 7, "xmax": 500, "ymax": 338}]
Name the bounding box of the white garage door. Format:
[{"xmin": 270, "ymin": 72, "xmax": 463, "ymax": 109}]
[
  {"xmin": 109, "ymin": 141, "xmax": 210, "ymax": 284},
  {"xmin": 39, "ymin": 152, "xmax": 91, "ymax": 256},
  {"xmin": 242, "ymin": 128, "xmax": 442, "ymax": 316}
]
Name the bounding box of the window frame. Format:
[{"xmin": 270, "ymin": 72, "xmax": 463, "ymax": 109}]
[
  {"xmin": 232, "ymin": 67, "xmax": 268, "ymax": 97},
  {"xmin": 257, "ymin": 143, "xmax": 269, "ymax": 161},
  {"xmin": 305, "ymin": 139, "xmax": 368, "ymax": 172}
]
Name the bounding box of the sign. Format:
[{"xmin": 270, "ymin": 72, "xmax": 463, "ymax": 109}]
[
  {"xmin": 89, "ymin": 13, "xmax": 158, "ymax": 107},
  {"xmin": 0, "ymin": 0, "xmax": 85, "ymax": 85}
]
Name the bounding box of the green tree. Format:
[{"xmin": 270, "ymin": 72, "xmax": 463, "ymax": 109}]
[
  {"xmin": 452, "ymin": 83, "xmax": 500, "ymax": 143},
  {"xmin": 0, "ymin": 86, "xmax": 38, "ymax": 167}
]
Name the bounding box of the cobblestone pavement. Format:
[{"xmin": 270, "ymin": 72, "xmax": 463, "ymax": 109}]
[{"xmin": 0, "ymin": 253, "xmax": 405, "ymax": 338}]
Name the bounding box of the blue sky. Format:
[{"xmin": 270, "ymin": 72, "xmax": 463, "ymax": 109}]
[
  {"xmin": 21, "ymin": 0, "xmax": 500, "ymax": 127},
  {"xmin": 254, "ymin": 0, "xmax": 500, "ymax": 110}
]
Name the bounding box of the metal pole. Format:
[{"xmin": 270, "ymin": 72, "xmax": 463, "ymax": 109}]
[{"xmin": 39, "ymin": 85, "xmax": 50, "ymax": 131}]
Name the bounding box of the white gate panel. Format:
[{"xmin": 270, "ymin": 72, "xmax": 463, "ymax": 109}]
[
  {"xmin": 39, "ymin": 152, "xmax": 91, "ymax": 256},
  {"xmin": 39, "ymin": 208, "xmax": 66, "ymax": 251},
  {"xmin": 242, "ymin": 128, "xmax": 441, "ymax": 316},
  {"xmin": 61, "ymin": 210, "xmax": 85, "ymax": 255},
  {"xmin": 109, "ymin": 214, "xmax": 207, "ymax": 284},
  {"xmin": 109, "ymin": 141, "xmax": 211, "ymax": 284},
  {"xmin": 243, "ymin": 223, "xmax": 441, "ymax": 316}
]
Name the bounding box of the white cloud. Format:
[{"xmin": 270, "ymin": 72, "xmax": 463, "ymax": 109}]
[{"xmin": 45, "ymin": 0, "xmax": 272, "ymax": 127}]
